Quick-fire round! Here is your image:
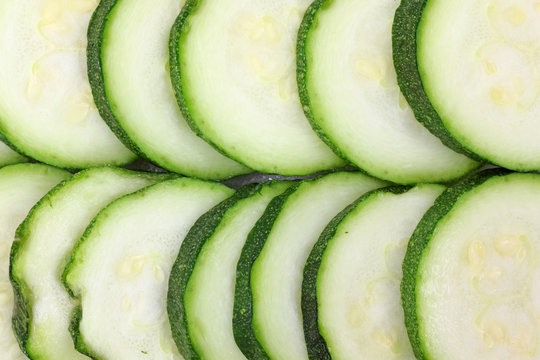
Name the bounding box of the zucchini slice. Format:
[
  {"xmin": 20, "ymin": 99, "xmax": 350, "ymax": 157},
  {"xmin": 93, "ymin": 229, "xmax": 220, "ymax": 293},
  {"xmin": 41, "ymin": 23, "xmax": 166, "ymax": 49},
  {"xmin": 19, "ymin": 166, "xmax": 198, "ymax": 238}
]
[
  {"xmin": 0, "ymin": 142, "xmax": 27, "ymax": 168},
  {"xmin": 402, "ymin": 170, "xmax": 540, "ymax": 360},
  {"xmin": 298, "ymin": 0, "xmax": 478, "ymax": 184},
  {"xmin": 10, "ymin": 167, "xmax": 175, "ymax": 360},
  {"xmin": 168, "ymin": 181, "xmax": 292, "ymax": 360},
  {"xmin": 0, "ymin": 164, "xmax": 70, "ymax": 359},
  {"xmin": 304, "ymin": 184, "xmax": 444, "ymax": 360},
  {"xmin": 170, "ymin": 0, "xmax": 345, "ymax": 175},
  {"xmin": 0, "ymin": 0, "xmax": 135, "ymax": 168},
  {"xmin": 64, "ymin": 178, "xmax": 233, "ymax": 360},
  {"xmin": 234, "ymin": 172, "xmax": 386, "ymax": 359},
  {"xmin": 89, "ymin": 0, "xmax": 250, "ymax": 179}
]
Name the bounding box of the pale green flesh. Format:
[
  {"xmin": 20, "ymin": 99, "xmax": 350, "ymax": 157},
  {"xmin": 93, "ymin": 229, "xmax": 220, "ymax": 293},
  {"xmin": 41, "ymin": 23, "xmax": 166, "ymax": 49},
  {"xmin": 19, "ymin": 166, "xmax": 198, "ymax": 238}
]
[
  {"xmin": 417, "ymin": 174, "xmax": 540, "ymax": 359},
  {"xmin": 103, "ymin": 0, "xmax": 249, "ymax": 179},
  {"xmin": 12, "ymin": 168, "xmax": 169, "ymax": 360},
  {"xmin": 305, "ymin": 0, "xmax": 477, "ymax": 184},
  {"xmin": 180, "ymin": 0, "xmax": 344, "ymax": 175},
  {"xmin": 0, "ymin": 142, "xmax": 27, "ymax": 167},
  {"xmin": 418, "ymin": 0, "xmax": 540, "ymax": 170},
  {"xmin": 0, "ymin": 0, "xmax": 134, "ymax": 168},
  {"xmin": 65, "ymin": 178, "xmax": 233, "ymax": 360},
  {"xmin": 251, "ymin": 172, "xmax": 387, "ymax": 359},
  {"xmin": 0, "ymin": 164, "xmax": 70, "ymax": 360},
  {"xmin": 318, "ymin": 185, "xmax": 444, "ymax": 359},
  {"xmin": 185, "ymin": 181, "xmax": 292, "ymax": 360}
]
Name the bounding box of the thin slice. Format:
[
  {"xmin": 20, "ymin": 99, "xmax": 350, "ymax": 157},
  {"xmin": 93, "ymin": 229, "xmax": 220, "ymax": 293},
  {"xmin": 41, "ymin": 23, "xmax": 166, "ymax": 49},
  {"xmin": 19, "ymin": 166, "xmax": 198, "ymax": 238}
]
[
  {"xmin": 64, "ymin": 178, "xmax": 233, "ymax": 360},
  {"xmin": 168, "ymin": 181, "xmax": 292, "ymax": 360},
  {"xmin": 10, "ymin": 167, "xmax": 175, "ymax": 360},
  {"xmin": 0, "ymin": 164, "xmax": 70, "ymax": 359},
  {"xmin": 403, "ymin": 170, "xmax": 540, "ymax": 360},
  {"xmin": 0, "ymin": 0, "xmax": 135, "ymax": 168},
  {"xmin": 304, "ymin": 184, "xmax": 444, "ymax": 360},
  {"xmin": 234, "ymin": 172, "xmax": 386, "ymax": 359},
  {"xmin": 89, "ymin": 0, "xmax": 250, "ymax": 179},
  {"xmin": 298, "ymin": 0, "xmax": 478, "ymax": 184},
  {"xmin": 171, "ymin": 0, "xmax": 345, "ymax": 175},
  {"xmin": 0, "ymin": 141, "xmax": 27, "ymax": 167}
]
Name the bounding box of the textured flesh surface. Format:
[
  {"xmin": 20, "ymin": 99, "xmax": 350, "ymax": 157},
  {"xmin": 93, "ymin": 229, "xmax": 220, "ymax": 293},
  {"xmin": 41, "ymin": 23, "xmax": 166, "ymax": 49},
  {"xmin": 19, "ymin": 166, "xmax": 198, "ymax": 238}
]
[
  {"xmin": 318, "ymin": 185, "xmax": 444, "ymax": 359},
  {"xmin": 0, "ymin": 164, "xmax": 70, "ymax": 360},
  {"xmin": 0, "ymin": 142, "xmax": 27, "ymax": 167},
  {"xmin": 418, "ymin": 0, "xmax": 540, "ymax": 170},
  {"xmin": 0, "ymin": 0, "xmax": 134, "ymax": 168},
  {"xmin": 100, "ymin": 0, "xmax": 249, "ymax": 179},
  {"xmin": 176, "ymin": 0, "xmax": 345, "ymax": 175},
  {"xmin": 417, "ymin": 173, "xmax": 540, "ymax": 359},
  {"xmin": 11, "ymin": 168, "xmax": 171, "ymax": 360},
  {"xmin": 65, "ymin": 178, "xmax": 233, "ymax": 360},
  {"xmin": 250, "ymin": 172, "xmax": 386, "ymax": 359},
  {"xmin": 302, "ymin": 0, "xmax": 478, "ymax": 184}
]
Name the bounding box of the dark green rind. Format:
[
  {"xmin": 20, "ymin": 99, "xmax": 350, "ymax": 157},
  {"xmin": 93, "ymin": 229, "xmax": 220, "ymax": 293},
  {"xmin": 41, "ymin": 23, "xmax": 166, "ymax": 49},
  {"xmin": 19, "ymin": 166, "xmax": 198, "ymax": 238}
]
[
  {"xmin": 69, "ymin": 306, "xmax": 97, "ymax": 360},
  {"xmin": 168, "ymin": 182, "xmax": 265, "ymax": 360},
  {"xmin": 9, "ymin": 167, "xmax": 177, "ymax": 358},
  {"xmin": 302, "ymin": 185, "xmax": 412, "ymax": 360},
  {"xmin": 233, "ymin": 183, "xmax": 302, "ymax": 359},
  {"xmin": 401, "ymin": 168, "xmax": 510, "ymax": 360},
  {"xmin": 87, "ymin": 0, "xmax": 145, "ymax": 157},
  {"xmin": 392, "ymin": 0, "xmax": 482, "ymax": 162}
]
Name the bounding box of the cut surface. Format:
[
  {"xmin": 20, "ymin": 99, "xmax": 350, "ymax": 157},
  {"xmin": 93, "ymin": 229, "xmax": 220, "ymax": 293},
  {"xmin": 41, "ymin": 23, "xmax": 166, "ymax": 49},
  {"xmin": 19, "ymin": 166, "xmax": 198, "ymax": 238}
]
[
  {"xmin": 0, "ymin": 142, "xmax": 27, "ymax": 167},
  {"xmin": 172, "ymin": 0, "xmax": 345, "ymax": 175},
  {"xmin": 0, "ymin": 0, "xmax": 134, "ymax": 168},
  {"xmin": 64, "ymin": 178, "xmax": 233, "ymax": 360},
  {"xmin": 300, "ymin": 0, "xmax": 478, "ymax": 184},
  {"xmin": 0, "ymin": 164, "xmax": 70, "ymax": 359},
  {"xmin": 93, "ymin": 0, "xmax": 249, "ymax": 179},
  {"xmin": 11, "ymin": 167, "xmax": 173, "ymax": 360},
  {"xmin": 418, "ymin": 0, "xmax": 540, "ymax": 170}
]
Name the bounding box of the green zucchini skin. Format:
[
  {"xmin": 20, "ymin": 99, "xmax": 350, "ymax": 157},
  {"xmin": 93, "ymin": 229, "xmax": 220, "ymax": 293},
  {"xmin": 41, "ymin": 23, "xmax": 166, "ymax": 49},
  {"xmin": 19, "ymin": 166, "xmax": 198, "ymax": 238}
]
[
  {"xmin": 233, "ymin": 183, "xmax": 301, "ymax": 360},
  {"xmin": 392, "ymin": 0, "xmax": 481, "ymax": 162},
  {"xmin": 302, "ymin": 185, "xmax": 412, "ymax": 360},
  {"xmin": 401, "ymin": 168, "xmax": 510, "ymax": 360},
  {"xmin": 69, "ymin": 306, "xmax": 95, "ymax": 360}
]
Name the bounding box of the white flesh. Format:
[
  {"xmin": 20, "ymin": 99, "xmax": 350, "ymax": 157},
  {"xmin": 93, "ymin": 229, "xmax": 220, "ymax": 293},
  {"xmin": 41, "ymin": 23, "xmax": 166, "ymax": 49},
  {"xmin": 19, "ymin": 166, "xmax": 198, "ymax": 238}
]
[
  {"xmin": 318, "ymin": 185, "xmax": 444, "ymax": 359},
  {"xmin": 305, "ymin": 0, "xmax": 478, "ymax": 184},
  {"xmin": 251, "ymin": 172, "xmax": 386, "ymax": 359},
  {"xmin": 180, "ymin": 0, "xmax": 344, "ymax": 175},
  {"xmin": 0, "ymin": 164, "xmax": 70, "ymax": 360},
  {"xmin": 65, "ymin": 178, "xmax": 233, "ymax": 360},
  {"xmin": 0, "ymin": 0, "xmax": 134, "ymax": 167},
  {"xmin": 419, "ymin": 0, "xmax": 540, "ymax": 170}
]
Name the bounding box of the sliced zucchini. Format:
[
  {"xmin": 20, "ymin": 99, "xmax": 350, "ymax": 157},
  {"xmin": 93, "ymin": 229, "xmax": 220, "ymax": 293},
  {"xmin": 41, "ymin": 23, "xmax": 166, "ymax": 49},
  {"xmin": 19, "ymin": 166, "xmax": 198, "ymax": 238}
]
[
  {"xmin": 0, "ymin": 141, "xmax": 27, "ymax": 167},
  {"xmin": 402, "ymin": 170, "xmax": 540, "ymax": 360},
  {"xmin": 89, "ymin": 0, "xmax": 250, "ymax": 179},
  {"xmin": 168, "ymin": 181, "xmax": 292, "ymax": 360},
  {"xmin": 0, "ymin": 164, "xmax": 70, "ymax": 359},
  {"xmin": 234, "ymin": 172, "xmax": 386, "ymax": 359},
  {"xmin": 298, "ymin": 0, "xmax": 478, "ymax": 184},
  {"xmin": 10, "ymin": 167, "xmax": 175, "ymax": 360},
  {"xmin": 170, "ymin": 0, "xmax": 345, "ymax": 175},
  {"xmin": 0, "ymin": 0, "xmax": 135, "ymax": 168},
  {"xmin": 304, "ymin": 184, "xmax": 444, "ymax": 360},
  {"xmin": 64, "ymin": 178, "xmax": 233, "ymax": 360}
]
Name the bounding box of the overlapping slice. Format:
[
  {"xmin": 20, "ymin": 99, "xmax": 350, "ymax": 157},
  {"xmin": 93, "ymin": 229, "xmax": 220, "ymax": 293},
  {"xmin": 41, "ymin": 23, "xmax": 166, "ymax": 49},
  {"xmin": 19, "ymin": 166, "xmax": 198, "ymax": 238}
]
[
  {"xmin": 10, "ymin": 167, "xmax": 175, "ymax": 360},
  {"xmin": 64, "ymin": 178, "xmax": 233, "ymax": 360},
  {"xmin": 0, "ymin": 141, "xmax": 27, "ymax": 167},
  {"xmin": 0, "ymin": 164, "xmax": 71, "ymax": 359},
  {"xmin": 0, "ymin": 0, "xmax": 135, "ymax": 168},
  {"xmin": 89, "ymin": 0, "xmax": 249, "ymax": 179},
  {"xmin": 234, "ymin": 172, "xmax": 386, "ymax": 359},
  {"xmin": 170, "ymin": 0, "xmax": 345, "ymax": 175},
  {"xmin": 298, "ymin": 0, "xmax": 478, "ymax": 184}
]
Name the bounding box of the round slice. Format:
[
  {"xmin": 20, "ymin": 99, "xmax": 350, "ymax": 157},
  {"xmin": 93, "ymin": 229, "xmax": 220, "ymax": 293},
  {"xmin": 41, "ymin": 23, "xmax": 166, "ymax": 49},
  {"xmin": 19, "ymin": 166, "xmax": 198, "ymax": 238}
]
[
  {"xmin": 299, "ymin": 0, "xmax": 478, "ymax": 184},
  {"xmin": 89, "ymin": 0, "xmax": 250, "ymax": 179},
  {"xmin": 234, "ymin": 171, "xmax": 387, "ymax": 359},
  {"xmin": 10, "ymin": 167, "xmax": 175, "ymax": 360},
  {"xmin": 64, "ymin": 178, "xmax": 233, "ymax": 360},
  {"xmin": 0, "ymin": 141, "xmax": 27, "ymax": 168},
  {"xmin": 403, "ymin": 170, "xmax": 540, "ymax": 360},
  {"xmin": 0, "ymin": 164, "xmax": 70, "ymax": 359},
  {"xmin": 171, "ymin": 0, "xmax": 346, "ymax": 175},
  {"xmin": 0, "ymin": 0, "xmax": 135, "ymax": 168}
]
